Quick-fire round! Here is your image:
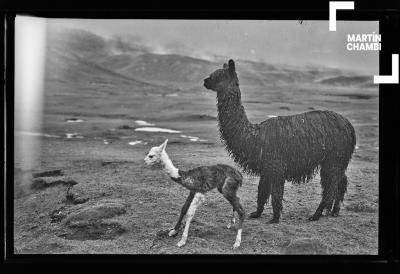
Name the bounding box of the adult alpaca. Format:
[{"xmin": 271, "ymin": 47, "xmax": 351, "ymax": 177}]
[{"xmin": 203, "ymin": 60, "xmax": 356, "ymax": 223}]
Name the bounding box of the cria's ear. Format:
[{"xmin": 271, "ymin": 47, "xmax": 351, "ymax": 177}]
[
  {"xmin": 159, "ymin": 139, "xmax": 168, "ymax": 151},
  {"xmin": 228, "ymin": 59, "xmax": 235, "ymax": 76},
  {"xmin": 223, "ymin": 63, "xmax": 228, "ymax": 69}
]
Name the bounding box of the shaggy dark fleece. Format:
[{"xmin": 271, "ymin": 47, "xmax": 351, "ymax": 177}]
[
  {"xmin": 204, "ymin": 59, "xmax": 356, "ymax": 223},
  {"xmin": 171, "ymin": 164, "xmax": 243, "ymax": 193}
]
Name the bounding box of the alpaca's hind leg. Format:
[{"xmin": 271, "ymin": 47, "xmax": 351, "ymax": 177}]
[
  {"xmin": 325, "ymin": 200, "xmax": 335, "ymax": 216},
  {"xmin": 309, "ymin": 164, "xmax": 341, "ymax": 221},
  {"xmin": 249, "ymin": 174, "xmax": 271, "ymax": 218},
  {"xmin": 225, "ymin": 196, "xmax": 245, "ymax": 249},
  {"xmin": 269, "ymin": 176, "xmax": 285, "ymax": 224},
  {"xmin": 169, "ymin": 192, "xmax": 195, "ymax": 237},
  {"xmin": 331, "ymin": 174, "xmax": 348, "ymax": 217},
  {"xmin": 176, "ymin": 192, "xmax": 205, "ymax": 247}
]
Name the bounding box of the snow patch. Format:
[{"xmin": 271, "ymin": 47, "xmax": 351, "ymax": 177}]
[
  {"xmin": 66, "ymin": 133, "xmax": 84, "ymax": 139},
  {"xmin": 135, "ymin": 127, "xmax": 181, "ymax": 133},
  {"xmin": 135, "ymin": 120, "xmax": 155, "ymax": 126},
  {"xmin": 180, "ymin": 134, "xmax": 207, "ymax": 142},
  {"xmin": 66, "ymin": 118, "xmax": 84, "ymax": 123},
  {"xmin": 129, "ymin": 140, "xmax": 147, "ymax": 146}
]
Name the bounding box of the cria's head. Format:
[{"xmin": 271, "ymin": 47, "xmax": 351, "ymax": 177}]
[
  {"xmin": 144, "ymin": 139, "xmax": 168, "ymax": 167},
  {"xmin": 203, "ymin": 59, "xmax": 238, "ymax": 93}
]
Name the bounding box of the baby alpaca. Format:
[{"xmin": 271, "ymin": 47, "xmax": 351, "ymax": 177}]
[{"xmin": 144, "ymin": 139, "xmax": 245, "ymax": 249}]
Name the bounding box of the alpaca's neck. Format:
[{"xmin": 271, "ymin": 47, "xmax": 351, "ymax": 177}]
[
  {"xmin": 216, "ymin": 84, "xmax": 253, "ymax": 141},
  {"xmin": 160, "ymin": 151, "xmax": 196, "ymax": 191},
  {"xmin": 160, "ymin": 151, "xmax": 180, "ymax": 179}
]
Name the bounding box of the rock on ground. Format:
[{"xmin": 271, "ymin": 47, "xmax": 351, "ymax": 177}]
[
  {"xmin": 63, "ymin": 199, "xmax": 127, "ymax": 225},
  {"xmin": 32, "ymin": 169, "xmax": 64, "ymax": 178},
  {"xmin": 60, "ymin": 199, "xmax": 128, "ymax": 241},
  {"xmin": 31, "ymin": 176, "xmax": 78, "ymax": 190}
]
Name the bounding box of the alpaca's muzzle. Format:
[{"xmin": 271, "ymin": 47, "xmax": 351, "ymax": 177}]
[{"xmin": 203, "ymin": 78, "xmax": 211, "ymax": 90}]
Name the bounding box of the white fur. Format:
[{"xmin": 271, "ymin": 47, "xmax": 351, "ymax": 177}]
[
  {"xmin": 233, "ymin": 229, "xmax": 242, "ymax": 249},
  {"xmin": 160, "ymin": 152, "xmax": 179, "ymax": 178},
  {"xmin": 176, "ymin": 193, "xmax": 205, "ymax": 247},
  {"xmin": 144, "ymin": 139, "xmax": 179, "ymax": 178}
]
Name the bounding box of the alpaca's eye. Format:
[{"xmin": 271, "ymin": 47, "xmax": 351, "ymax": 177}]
[{"xmin": 149, "ymin": 155, "xmax": 154, "ymax": 158}]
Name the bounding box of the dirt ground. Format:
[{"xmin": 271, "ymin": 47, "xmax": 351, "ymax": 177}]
[{"xmin": 14, "ymin": 77, "xmax": 378, "ymax": 254}]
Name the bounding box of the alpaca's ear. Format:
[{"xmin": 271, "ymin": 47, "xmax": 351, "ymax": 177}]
[
  {"xmin": 223, "ymin": 63, "xmax": 228, "ymax": 69},
  {"xmin": 159, "ymin": 139, "xmax": 168, "ymax": 151},
  {"xmin": 228, "ymin": 59, "xmax": 235, "ymax": 76}
]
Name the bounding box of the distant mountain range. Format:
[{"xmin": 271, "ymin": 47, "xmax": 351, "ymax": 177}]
[{"xmin": 45, "ymin": 28, "xmax": 375, "ymax": 89}]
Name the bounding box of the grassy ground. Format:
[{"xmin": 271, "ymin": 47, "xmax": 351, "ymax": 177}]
[{"xmin": 14, "ymin": 77, "xmax": 378, "ymax": 254}]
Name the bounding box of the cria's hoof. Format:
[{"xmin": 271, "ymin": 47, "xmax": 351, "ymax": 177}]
[
  {"xmin": 168, "ymin": 229, "xmax": 178, "ymax": 237},
  {"xmin": 249, "ymin": 211, "xmax": 262, "ymax": 219},
  {"xmin": 308, "ymin": 215, "xmax": 320, "ymax": 221},
  {"xmin": 176, "ymin": 240, "xmax": 186, "ymax": 247},
  {"xmin": 268, "ymin": 218, "xmax": 279, "ymax": 224}
]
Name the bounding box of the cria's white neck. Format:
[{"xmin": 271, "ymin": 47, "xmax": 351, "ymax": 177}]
[{"xmin": 160, "ymin": 151, "xmax": 180, "ymax": 179}]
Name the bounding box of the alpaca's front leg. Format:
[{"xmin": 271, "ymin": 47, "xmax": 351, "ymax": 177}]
[
  {"xmin": 169, "ymin": 192, "xmax": 195, "ymax": 237},
  {"xmin": 249, "ymin": 174, "xmax": 271, "ymax": 218},
  {"xmin": 177, "ymin": 193, "xmax": 205, "ymax": 247}
]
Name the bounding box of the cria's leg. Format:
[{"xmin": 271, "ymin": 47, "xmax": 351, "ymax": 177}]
[
  {"xmin": 222, "ymin": 178, "xmax": 245, "ymax": 249},
  {"xmin": 176, "ymin": 192, "xmax": 205, "ymax": 247},
  {"xmin": 227, "ymin": 209, "xmax": 236, "ymax": 229},
  {"xmin": 249, "ymin": 174, "xmax": 271, "ymax": 218},
  {"xmin": 231, "ymin": 198, "xmax": 245, "ymax": 249},
  {"xmin": 169, "ymin": 192, "xmax": 195, "ymax": 237}
]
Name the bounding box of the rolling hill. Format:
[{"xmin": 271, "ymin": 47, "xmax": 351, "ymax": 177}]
[{"xmin": 45, "ymin": 27, "xmax": 375, "ymax": 90}]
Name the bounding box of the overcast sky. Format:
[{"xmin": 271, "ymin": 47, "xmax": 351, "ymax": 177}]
[{"xmin": 46, "ymin": 19, "xmax": 379, "ymax": 74}]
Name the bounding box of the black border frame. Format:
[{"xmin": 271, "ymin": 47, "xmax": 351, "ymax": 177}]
[{"xmin": 2, "ymin": 0, "xmax": 399, "ymax": 269}]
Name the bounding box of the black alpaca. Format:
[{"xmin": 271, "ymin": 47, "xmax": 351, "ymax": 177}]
[{"xmin": 204, "ymin": 60, "xmax": 356, "ymax": 223}]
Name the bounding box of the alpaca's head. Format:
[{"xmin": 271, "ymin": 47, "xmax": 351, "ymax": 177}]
[
  {"xmin": 144, "ymin": 139, "xmax": 168, "ymax": 167},
  {"xmin": 204, "ymin": 59, "xmax": 239, "ymax": 93}
]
